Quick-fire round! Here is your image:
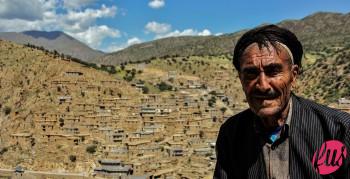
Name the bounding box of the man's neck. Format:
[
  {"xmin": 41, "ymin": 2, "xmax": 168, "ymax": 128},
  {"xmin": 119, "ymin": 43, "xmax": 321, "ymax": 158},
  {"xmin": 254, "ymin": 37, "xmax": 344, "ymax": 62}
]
[{"xmin": 261, "ymin": 98, "xmax": 292, "ymax": 132}]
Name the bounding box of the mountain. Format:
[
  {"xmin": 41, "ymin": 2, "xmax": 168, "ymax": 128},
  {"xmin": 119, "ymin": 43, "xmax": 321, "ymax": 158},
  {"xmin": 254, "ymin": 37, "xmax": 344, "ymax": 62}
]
[
  {"xmin": 295, "ymin": 44, "xmax": 350, "ymax": 104},
  {"xmin": 278, "ymin": 12, "xmax": 350, "ymax": 51},
  {"xmin": 0, "ymin": 11, "xmax": 349, "ymax": 176},
  {"xmin": 0, "ymin": 30, "xmax": 104, "ymax": 62},
  {"xmin": 99, "ymin": 12, "xmax": 350, "ymax": 65},
  {"xmin": 99, "ymin": 32, "xmax": 243, "ymax": 65}
]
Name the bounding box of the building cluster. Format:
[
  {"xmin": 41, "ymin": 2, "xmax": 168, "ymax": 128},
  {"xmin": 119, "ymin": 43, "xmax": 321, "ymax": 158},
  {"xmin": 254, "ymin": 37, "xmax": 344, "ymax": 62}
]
[{"xmin": 9, "ymin": 69, "xmax": 243, "ymax": 178}]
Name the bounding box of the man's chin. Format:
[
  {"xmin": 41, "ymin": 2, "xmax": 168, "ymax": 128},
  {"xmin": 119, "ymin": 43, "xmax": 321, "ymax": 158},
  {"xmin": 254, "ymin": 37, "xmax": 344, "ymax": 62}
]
[{"xmin": 255, "ymin": 107, "xmax": 281, "ymax": 118}]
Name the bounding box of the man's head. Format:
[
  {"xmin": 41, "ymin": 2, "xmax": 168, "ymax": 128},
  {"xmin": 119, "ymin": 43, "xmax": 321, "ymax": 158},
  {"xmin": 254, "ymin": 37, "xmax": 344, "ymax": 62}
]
[{"xmin": 233, "ymin": 25, "xmax": 303, "ymax": 119}]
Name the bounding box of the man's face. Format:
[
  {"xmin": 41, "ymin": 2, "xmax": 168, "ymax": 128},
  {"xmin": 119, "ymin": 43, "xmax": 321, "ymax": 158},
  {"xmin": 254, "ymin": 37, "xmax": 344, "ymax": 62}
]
[{"xmin": 238, "ymin": 43, "xmax": 298, "ymax": 118}]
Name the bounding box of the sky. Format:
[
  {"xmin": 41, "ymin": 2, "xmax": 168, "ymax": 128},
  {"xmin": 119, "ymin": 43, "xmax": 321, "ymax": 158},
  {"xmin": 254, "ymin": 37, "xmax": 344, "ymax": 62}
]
[{"xmin": 0, "ymin": 0, "xmax": 350, "ymax": 52}]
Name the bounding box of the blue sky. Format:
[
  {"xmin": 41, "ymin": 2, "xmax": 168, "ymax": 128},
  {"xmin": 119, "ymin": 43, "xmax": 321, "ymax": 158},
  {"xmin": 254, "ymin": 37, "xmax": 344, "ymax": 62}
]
[{"xmin": 0, "ymin": 0, "xmax": 350, "ymax": 52}]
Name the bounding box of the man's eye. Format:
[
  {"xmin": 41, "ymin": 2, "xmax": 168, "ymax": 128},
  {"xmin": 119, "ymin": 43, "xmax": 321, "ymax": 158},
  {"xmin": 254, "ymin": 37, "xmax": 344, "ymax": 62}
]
[
  {"xmin": 264, "ymin": 64, "xmax": 283, "ymax": 77},
  {"xmin": 265, "ymin": 70, "xmax": 280, "ymax": 77},
  {"xmin": 244, "ymin": 71, "xmax": 259, "ymax": 79}
]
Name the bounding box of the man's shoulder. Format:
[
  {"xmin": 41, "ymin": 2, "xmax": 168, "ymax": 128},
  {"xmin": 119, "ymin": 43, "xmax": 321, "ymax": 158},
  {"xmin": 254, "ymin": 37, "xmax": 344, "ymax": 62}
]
[
  {"xmin": 294, "ymin": 95, "xmax": 350, "ymax": 126},
  {"xmin": 220, "ymin": 109, "xmax": 254, "ymax": 132}
]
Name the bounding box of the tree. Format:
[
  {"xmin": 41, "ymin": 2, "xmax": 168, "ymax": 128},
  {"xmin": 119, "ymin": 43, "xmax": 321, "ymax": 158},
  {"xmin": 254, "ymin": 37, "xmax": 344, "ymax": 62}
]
[
  {"xmin": 86, "ymin": 145, "xmax": 97, "ymax": 154},
  {"xmin": 168, "ymin": 77, "xmax": 174, "ymax": 83},
  {"xmin": 142, "ymin": 86, "xmax": 149, "ymax": 94},
  {"xmin": 123, "ymin": 74, "xmax": 134, "ymax": 82},
  {"xmin": 53, "ymin": 50, "xmax": 59, "ymax": 57},
  {"xmin": 199, "ymin": 130, "xmax": 204, "ymax": 138},
  {"xmin": 131, "ymin": 68, "xmax": 136, "ymax": 76},
  {"xmin": 120, "ymin": 64, "xmax": 125, "ymax": 71},
  {"xmin": 208, "ymin": 97, "xmax": 216, "ymax": 107},
  {"xmin": 220, "ymin": 107, "xmax": 227, "ymax": 114},
  {"xmin": 209, "ymin": 91, "xmax": 217, "ymax": 96},
  {"xmin": 59, "ymin": 118, "xmax": 64, "ymax": 127},
  {"xmin": 158, "ymin": 82, "xmax": 172, "ymax": 91},
  {"xmin": 3, "ymin": 106, "xmax": 11, "ymax": 115},
  {"xmin": 69, "ymin": 155, "xmax": 77, "ymax": 162},
  {"xmin": 0, "ymin": 147, "xmax": 8, "ymax": 155}
]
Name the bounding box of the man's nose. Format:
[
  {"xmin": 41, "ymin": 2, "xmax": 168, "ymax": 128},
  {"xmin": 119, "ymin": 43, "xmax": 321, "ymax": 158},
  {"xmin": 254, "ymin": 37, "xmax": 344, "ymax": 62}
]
[{"xmin": 256, "ymin": 72, "xmax": 271, "ymax": 92}]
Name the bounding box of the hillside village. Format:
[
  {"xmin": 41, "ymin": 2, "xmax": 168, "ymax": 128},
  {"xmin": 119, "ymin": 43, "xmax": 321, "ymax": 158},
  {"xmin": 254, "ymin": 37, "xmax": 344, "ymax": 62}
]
[
  {"xmin": 1, "ymin": 14, "xmax": 350, "ymax": 178},
  {"xmin": 0, "ymin": 40, "xmax": 251, "ymax": 178}
]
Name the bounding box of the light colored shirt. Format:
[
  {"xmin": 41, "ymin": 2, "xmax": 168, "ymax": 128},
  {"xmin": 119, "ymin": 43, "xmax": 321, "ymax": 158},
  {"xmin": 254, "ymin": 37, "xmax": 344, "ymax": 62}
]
[{"xmin": 262, "ymin": 98, "xmax": 292, "ymax": 179}]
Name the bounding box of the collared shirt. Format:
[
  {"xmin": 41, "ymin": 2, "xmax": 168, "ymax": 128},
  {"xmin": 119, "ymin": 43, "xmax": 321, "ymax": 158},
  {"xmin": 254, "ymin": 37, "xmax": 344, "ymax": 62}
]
[{"xmin": 261, "ymin": 98, "xmax": 292, "ymax": 179}]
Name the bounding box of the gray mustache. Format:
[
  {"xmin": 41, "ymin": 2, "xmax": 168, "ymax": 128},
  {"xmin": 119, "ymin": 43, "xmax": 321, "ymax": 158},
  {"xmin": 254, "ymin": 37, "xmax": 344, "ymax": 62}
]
[{"xmin": 251, "ymin": 89, "xmax": 279, "ymax": 98}]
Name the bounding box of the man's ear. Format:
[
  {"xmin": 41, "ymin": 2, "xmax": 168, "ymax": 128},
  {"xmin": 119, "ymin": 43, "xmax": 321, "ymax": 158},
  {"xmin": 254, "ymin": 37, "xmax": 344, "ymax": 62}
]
[
  {"xmin": 291, "ymin": 65, "xmax": 299, "ymax": 88},
  {"xmin": 238, "ymin": 72, "xmax": 244, "ymax": 85}
]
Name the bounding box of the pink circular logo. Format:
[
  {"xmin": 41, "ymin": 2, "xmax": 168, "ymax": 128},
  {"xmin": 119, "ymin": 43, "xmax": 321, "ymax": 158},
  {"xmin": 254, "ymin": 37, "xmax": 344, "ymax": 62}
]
[{"xmin": 312, "ymin": 140, "xmax": 347, "ymax": 175}]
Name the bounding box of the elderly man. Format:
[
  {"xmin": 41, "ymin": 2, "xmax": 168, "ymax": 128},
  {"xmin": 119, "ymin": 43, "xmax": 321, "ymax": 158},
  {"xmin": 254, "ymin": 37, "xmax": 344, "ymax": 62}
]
[{"xmin": 214, "ymin": 25, "xmax": 350, "ymax": 179}]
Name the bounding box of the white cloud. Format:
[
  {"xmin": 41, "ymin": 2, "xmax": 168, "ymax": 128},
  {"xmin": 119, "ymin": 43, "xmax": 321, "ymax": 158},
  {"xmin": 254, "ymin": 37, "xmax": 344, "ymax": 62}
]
[
  {"xmin": 105, "ymin": 45, "xmax": 125, "ymax": 53},
  {"xmin": 145, "ymin": 21, "xmax": 171, "ymax": 34},
  {"xmin": 0, "ymin": 1, "xmax": 120, "ymax": 50},
  {"xmin": 63, "ymin": 0, "xmax": 96, "ymax": 9},
  {"xmin": 0, "ymin": 19, "xmax": 42, "ymax": 31},
  {"xmin": 66, "ymin": 4, "xmax": 116, "ymax": 20},
  {"xmin": 156, "ymin": 28, "xmax": 212, "ymax": 39},
  {"xmin": 71, "ymin": 25, "xmax": 120, "ymax": 49},
  {"xmin": 148, "ymin": 0, "xmax": 165, "ymax": 9},
  {"xmin": 63, "ymin": 4, "xmax": 117, "ymax": 32},
  {"xmin": 144, "ymin": 21, "xmax": 212, "ymax": 39},
  {"xmin": 60, "ymin": 4, "xmax": 119, "ymax": 49},
  {"xmin": 127, "ymin": 37, "xmax": 142, "ymax": 46},
  {"xmin": 198, "ymin": 29, "xmax": 211, "ymax": 36},
  {"xmin": 105, "ymin": 37, "xmax": 143, "ymax": 52},
  {"xmin": 0, "ymin": 0, "xmax": 48, "ymax": 21}
]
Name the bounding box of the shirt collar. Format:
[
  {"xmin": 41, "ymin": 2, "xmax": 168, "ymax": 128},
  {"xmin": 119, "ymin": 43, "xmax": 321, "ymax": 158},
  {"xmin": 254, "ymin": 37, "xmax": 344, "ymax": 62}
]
[
  {"xmin": 286, "ymin": 97, "xmax": 293, "ymax": 126},
  {"xmin": 253, "ymin": 96, "xmax": 293, "ymax": 147}
]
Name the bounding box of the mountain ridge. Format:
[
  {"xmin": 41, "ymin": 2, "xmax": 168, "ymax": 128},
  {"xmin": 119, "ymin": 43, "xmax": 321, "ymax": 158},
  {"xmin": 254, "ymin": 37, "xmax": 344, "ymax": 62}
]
[
  {"xmin": 0, "ymin": 30, "xmax": 104, "ymax": 63},
  {"xmin": 99, "ymin": 11, "xmax": 350, "ymax": 65}
]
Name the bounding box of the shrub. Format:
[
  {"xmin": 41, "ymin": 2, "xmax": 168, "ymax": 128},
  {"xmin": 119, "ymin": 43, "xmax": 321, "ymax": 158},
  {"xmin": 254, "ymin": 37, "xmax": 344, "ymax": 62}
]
[
  {"xmin": 209, "ymin": 91, "xmax": 217, "ymax": 96},
  {"xmin": 157, "ymin": 82, "xmax": 172, "ymax": 91},
  {"xmin": 120, "ymin": 64, "xmax": 125, "ymax": 70},
  {"xmin": 0, "ymin": 147, "xmax": 8, "ymax": 155},
  {"xmin": 220, "ymin": 107, "xmax": 227, "ymax": 114},
  {"xmin": 142, "ymin": 86, "xmax": 149, "ymax": 94},
  {"xmin": 123, "ymin": 75, "xmax": 134, "ymax": 82},
  {"xmin": 69, "ymin": 155, "xmax": 77, "ymax": 162},
  {"xmin": 3, "ymin": 106, "xmax": 11, "ymax": 115},
  {"xmin": 86, "ymin": 145, "xmax": 97, "ymax": 154},
  {"xmin": 208, "ymin": 97, "xmax": 216, "ymax": 107},
  {"xmin": 168, "ymin": 77, "xmax": 174, "ymax": 83},
  {"xmin": 59, "ymin": 118, "xmax": 64, "ymax": 127}
]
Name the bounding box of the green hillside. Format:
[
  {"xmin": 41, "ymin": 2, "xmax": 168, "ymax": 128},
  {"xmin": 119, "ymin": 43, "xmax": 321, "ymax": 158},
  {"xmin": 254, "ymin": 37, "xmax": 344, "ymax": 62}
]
[{"xmin": 100, "ymin": 12, "xmax": 350, "ymax": 65}]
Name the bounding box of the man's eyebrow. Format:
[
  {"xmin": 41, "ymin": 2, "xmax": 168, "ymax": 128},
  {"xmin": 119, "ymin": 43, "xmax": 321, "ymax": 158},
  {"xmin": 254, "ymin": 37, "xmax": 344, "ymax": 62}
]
[
  {"xmin": 264, "ymin": 63, "xmax": 283, "ymax": 71},
  {"xmin": 241, "ymin": 66, "xmax": 259, "ymax": 73},
  {"xmin": 241, "ymin": 63, "xmax": 283, "ymax": 73}
]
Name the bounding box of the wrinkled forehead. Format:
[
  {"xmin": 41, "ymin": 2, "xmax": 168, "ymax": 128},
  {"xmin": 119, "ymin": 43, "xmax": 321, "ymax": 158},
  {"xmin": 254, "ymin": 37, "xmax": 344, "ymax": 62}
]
[
  {"xmin": 240, "ymin": 42, "xmax": 291, "ymax": 66},
  {"xmin": 241, "ymin": 42, "xmax": 278, "ymax": 59}
]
